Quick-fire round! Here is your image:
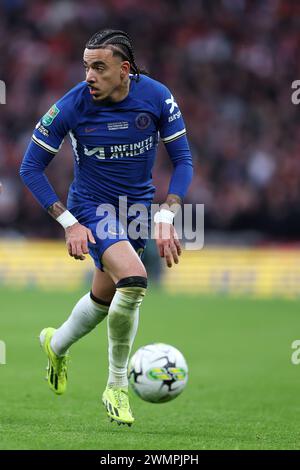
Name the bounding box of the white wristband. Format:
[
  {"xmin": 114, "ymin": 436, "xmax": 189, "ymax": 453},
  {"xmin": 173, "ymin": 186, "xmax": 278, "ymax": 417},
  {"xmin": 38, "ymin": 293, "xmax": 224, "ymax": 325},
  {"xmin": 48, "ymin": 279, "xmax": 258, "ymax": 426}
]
[
  {"xmin": 154, "ymin": 209, "xmax": 175, "ymax": 224},
  {"xmin": 56, "ymin": 210, "xmax": 78, "ymax": 229}
]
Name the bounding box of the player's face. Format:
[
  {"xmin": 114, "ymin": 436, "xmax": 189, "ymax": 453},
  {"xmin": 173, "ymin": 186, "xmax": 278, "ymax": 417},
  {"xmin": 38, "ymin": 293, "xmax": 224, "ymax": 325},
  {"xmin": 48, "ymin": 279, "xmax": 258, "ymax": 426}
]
[{"xmin": 83, "ymin": 48, "xmax": 130, "ymax": 101}]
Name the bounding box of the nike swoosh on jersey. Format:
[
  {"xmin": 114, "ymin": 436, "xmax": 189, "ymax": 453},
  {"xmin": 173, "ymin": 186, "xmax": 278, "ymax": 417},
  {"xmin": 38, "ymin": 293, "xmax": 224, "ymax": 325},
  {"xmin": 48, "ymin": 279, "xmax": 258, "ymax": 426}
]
[{"xmin": 85, "ymin": 127, "xmax": 98, "ymax": 133}]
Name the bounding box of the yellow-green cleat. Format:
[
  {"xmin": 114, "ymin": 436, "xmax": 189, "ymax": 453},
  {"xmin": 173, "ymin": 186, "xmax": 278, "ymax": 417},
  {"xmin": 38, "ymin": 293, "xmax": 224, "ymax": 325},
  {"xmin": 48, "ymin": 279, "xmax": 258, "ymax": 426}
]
[
  {"xmin": 102, "ymin": 385, "xmax": 134, "ymax": 426},
  {"xmin": 39, "ymin": 327, "xmax": 68, "ymax": 395}
]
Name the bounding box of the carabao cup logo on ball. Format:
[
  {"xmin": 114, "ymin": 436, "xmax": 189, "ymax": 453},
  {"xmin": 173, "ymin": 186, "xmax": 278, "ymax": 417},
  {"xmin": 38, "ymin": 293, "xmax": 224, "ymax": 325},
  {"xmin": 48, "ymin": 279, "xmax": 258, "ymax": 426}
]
[
  {"xmin": 42, "ymin": 104, "xmax": 60, "ymax": 127},
  {"xmin": 128, "ymin": 343, "xmax": 188, "ymax": 403},
  {"xmin": 147, "ymin": 367, "xmax": 187, "ymax": 381}
]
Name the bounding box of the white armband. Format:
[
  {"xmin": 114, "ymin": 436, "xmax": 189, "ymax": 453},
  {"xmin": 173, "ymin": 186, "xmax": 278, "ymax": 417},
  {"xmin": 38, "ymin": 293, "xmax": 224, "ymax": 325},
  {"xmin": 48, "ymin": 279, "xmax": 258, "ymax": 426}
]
[
  {"xmin": 56, "ymin": 210, "xmax": 78, "ymax": 229},
  {"xmin": 154, "ymin": 209, "xmax": 175, "ymax": 224}
]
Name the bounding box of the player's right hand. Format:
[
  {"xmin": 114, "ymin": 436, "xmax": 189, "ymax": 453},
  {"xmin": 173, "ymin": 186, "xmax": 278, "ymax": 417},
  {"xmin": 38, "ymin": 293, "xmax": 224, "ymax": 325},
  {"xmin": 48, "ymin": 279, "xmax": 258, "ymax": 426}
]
[
  {"xmin": 154, "ymin": 222, "xmax": 182, "ymax": 268},
  {"xmin": 65, "ymin": 222, "xmax": 96, "ymax": 260}
]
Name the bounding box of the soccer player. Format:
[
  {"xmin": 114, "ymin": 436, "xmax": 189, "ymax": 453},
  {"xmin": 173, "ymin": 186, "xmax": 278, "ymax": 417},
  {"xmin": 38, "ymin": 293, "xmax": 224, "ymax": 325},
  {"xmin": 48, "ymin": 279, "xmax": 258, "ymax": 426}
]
[{"xmin": 20, "ymin": 29, "xmax": 193, "ymax": 426}]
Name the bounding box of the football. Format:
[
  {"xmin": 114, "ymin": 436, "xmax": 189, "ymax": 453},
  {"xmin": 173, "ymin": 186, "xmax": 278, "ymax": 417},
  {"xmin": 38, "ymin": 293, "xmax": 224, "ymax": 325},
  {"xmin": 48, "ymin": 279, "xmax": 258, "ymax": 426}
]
[{"xmin": 128, "ymin": 343, "xmax": 188, "ymax": 403}]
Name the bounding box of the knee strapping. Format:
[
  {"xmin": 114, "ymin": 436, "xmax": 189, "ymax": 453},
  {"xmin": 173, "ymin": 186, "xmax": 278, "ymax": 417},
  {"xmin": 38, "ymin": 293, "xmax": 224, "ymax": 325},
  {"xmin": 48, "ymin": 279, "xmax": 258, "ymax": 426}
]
[
  {"xmin": 90, "ymin": 291, "xmax": 111, "ymax": 307},
  {"xmin": 115, "ymin": 276, "xmax": 147, "ymax": 306}
]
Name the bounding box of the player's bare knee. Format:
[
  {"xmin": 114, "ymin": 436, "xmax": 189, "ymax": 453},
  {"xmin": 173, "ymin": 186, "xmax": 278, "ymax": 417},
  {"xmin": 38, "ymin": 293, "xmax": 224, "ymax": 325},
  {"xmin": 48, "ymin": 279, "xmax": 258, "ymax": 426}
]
[
  {"xmin": 120, "ymin": 256, "xmax": 147, "ymax": 281},
  {"xmin": 113, "ymin": 262, "xmax": 147, "ymax": 286},
  {"xmin": 132, "ymin": 264, "xmax": 147, "ymax": 280}
]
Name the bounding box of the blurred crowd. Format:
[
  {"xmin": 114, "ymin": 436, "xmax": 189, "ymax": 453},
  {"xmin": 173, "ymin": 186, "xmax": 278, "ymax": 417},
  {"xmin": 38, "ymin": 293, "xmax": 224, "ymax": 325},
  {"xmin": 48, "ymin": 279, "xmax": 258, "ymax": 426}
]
[{"xmin": 0, "ymin": 0, "xmax": 300, "ymax": 240}]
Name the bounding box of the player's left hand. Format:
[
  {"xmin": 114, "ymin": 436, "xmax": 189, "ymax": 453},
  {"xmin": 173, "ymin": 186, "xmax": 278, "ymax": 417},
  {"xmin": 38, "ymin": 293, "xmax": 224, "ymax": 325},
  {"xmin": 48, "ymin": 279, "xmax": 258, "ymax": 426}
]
[{"xmin": 154, "ymin": 222, "xmax": 182, "ymax": 268}]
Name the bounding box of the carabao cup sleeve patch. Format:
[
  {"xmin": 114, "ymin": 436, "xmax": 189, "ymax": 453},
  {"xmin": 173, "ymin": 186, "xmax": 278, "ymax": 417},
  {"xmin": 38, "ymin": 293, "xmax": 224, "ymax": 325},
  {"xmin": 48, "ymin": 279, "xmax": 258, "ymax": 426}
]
[{"xmin": 41, "ymin": 104, "xmax": 60, "ymax": 127}]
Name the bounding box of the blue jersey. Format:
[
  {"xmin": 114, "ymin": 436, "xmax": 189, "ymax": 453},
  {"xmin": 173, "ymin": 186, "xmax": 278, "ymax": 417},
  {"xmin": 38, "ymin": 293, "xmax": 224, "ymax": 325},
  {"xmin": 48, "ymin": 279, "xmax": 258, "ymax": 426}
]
[{"xmin": 25, "ymin": 74, "xmax": 192, "ymax": 211}]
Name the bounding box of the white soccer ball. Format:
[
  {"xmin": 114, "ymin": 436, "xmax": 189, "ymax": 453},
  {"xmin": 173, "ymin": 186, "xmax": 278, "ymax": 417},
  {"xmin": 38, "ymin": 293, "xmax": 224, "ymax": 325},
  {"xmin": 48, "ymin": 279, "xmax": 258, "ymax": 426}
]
[{"xmin": 128, "ymin": 343, "xmax": 188, "ymax": 403}]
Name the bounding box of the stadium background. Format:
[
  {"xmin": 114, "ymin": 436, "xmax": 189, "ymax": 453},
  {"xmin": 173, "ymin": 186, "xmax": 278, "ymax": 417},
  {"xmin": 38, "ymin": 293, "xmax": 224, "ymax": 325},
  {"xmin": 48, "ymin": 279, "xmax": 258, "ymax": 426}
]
[{"xmin": 1, "ymin": 0, "xmax": 300, "ymax": 451}]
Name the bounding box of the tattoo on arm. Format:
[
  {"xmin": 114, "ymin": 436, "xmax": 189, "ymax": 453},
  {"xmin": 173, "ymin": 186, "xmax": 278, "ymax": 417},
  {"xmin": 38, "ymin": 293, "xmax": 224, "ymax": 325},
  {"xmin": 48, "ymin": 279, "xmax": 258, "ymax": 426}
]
[
  {"xmin": 161, "ymin": 194, "xmax": 182, "ymax": 214},
  {"xmin": 47, "ymin": 201, "xmax": 67, "ymax": 220}
]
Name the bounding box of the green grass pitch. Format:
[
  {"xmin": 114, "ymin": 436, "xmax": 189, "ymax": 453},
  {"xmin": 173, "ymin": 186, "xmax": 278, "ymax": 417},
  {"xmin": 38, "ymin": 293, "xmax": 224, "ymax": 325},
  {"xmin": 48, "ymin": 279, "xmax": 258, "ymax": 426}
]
[{"xmin": 1, "ymin": 287, "xmax": 300, "ymax": 450}]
